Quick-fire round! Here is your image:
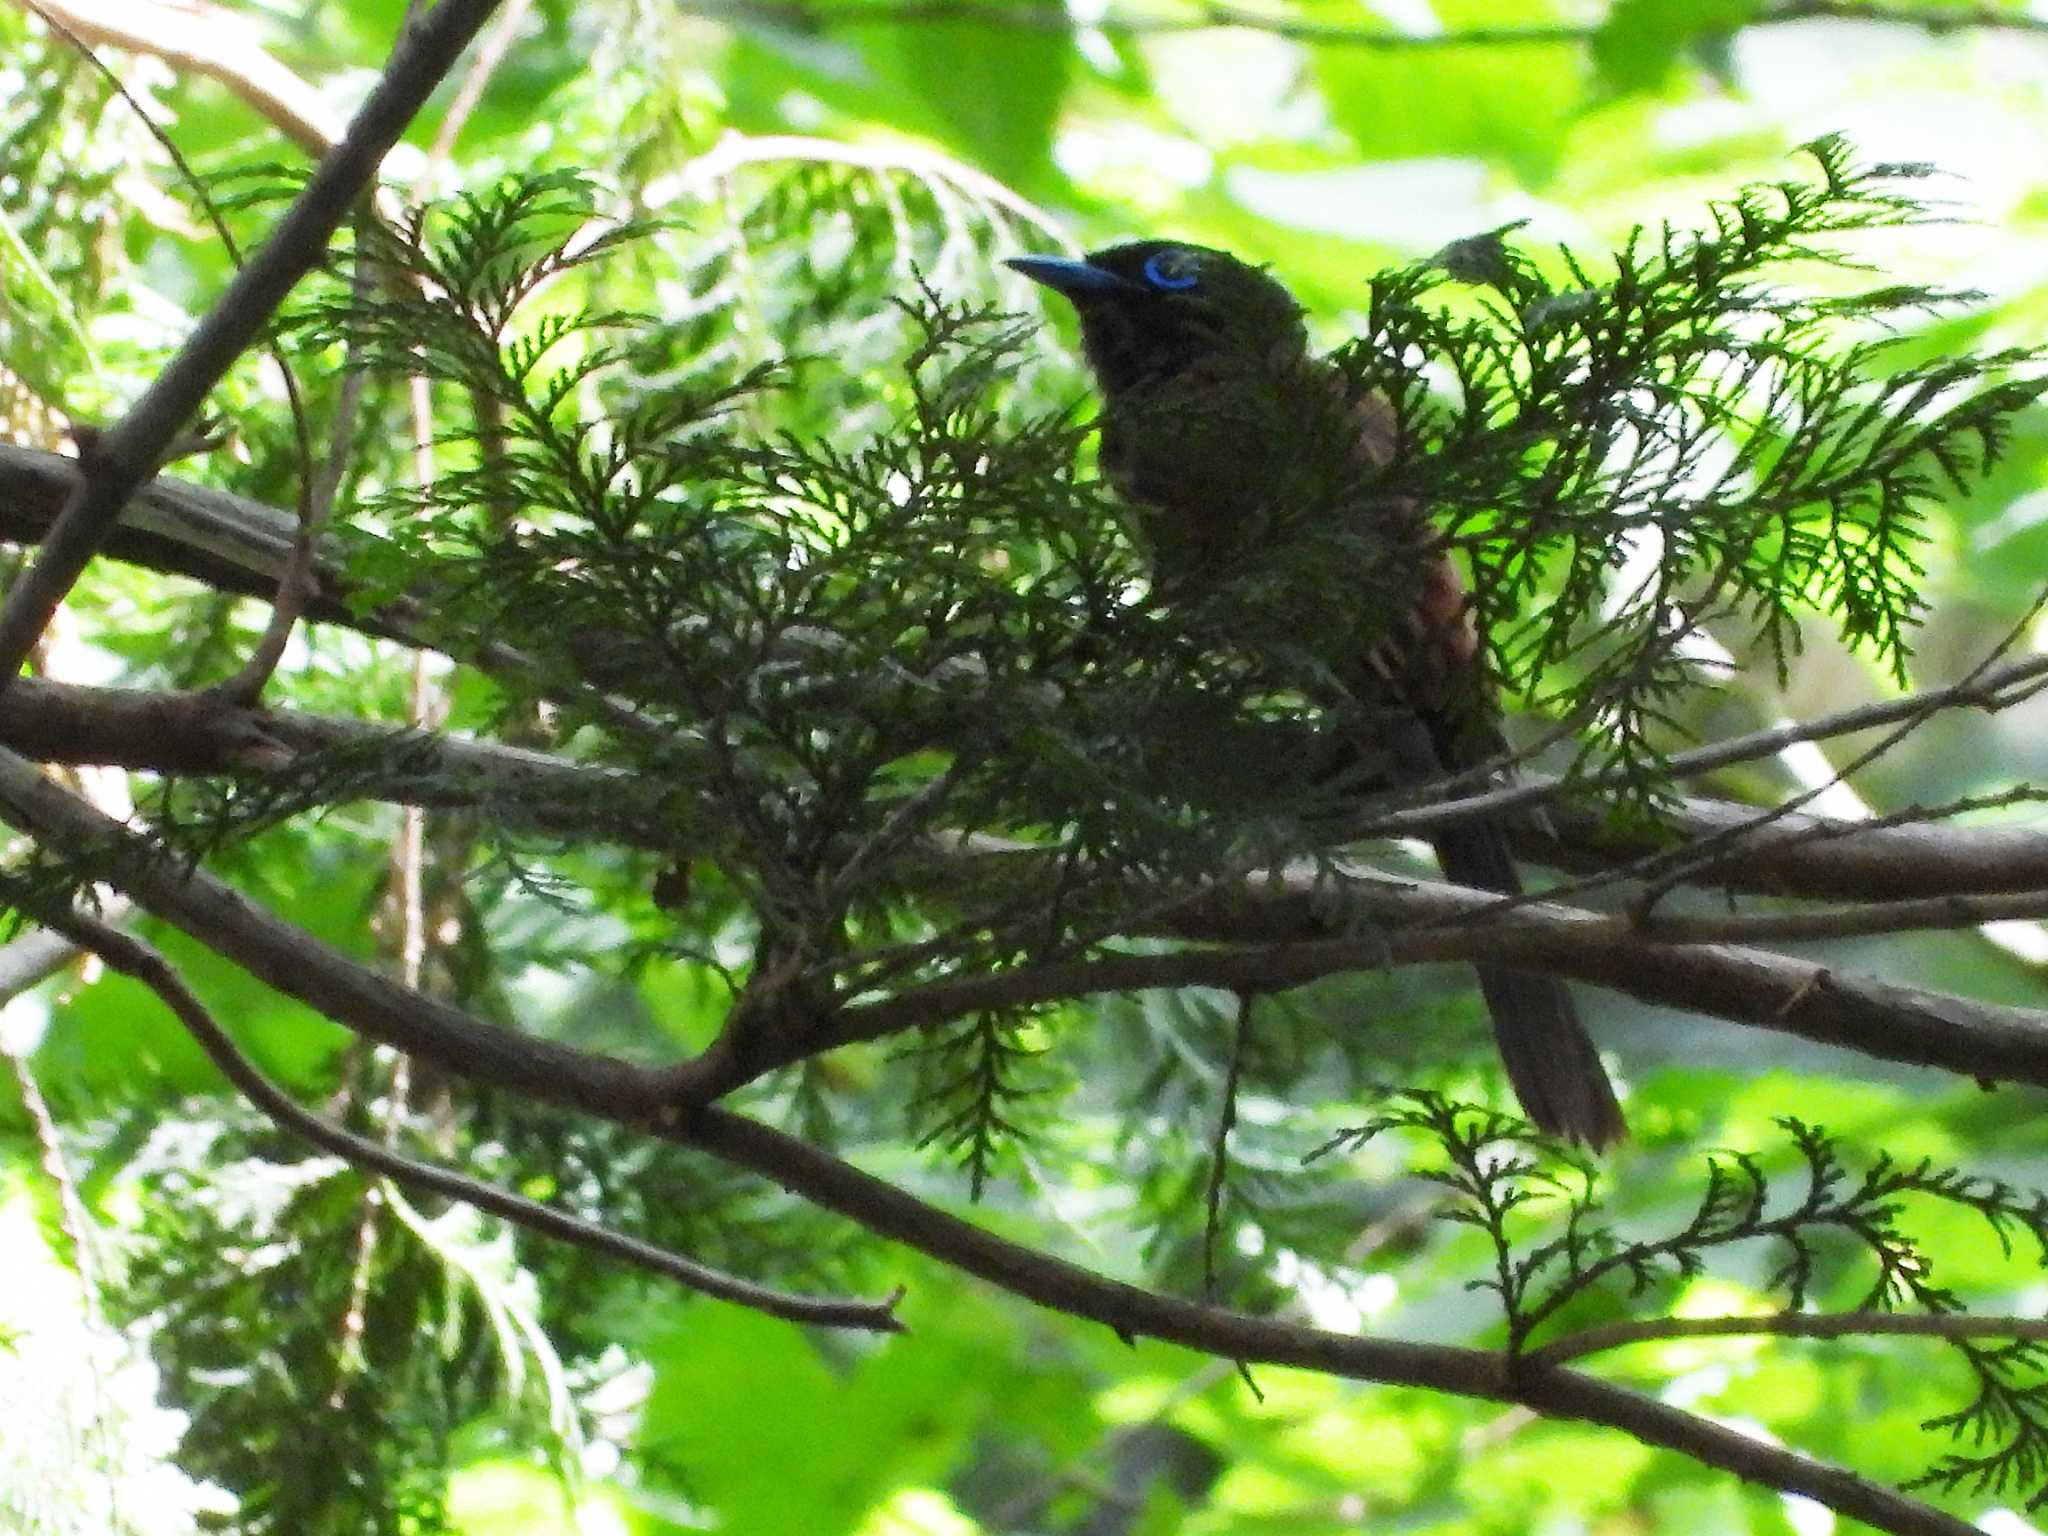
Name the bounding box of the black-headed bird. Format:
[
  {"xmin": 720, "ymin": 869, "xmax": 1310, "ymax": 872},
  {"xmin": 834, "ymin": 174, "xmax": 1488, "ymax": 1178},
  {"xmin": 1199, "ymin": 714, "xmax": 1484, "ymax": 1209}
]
[{"xmin": 1008, "ymin": 240, "xmax": 1626, "ymax": 1148}]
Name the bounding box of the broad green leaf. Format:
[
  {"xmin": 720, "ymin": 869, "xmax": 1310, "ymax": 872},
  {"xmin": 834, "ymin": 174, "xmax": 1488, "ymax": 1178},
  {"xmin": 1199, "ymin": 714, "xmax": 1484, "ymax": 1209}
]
[
  {"xmin": 1592, "ymin": 0, "xmax": 1763, "ymax": 94},
  {"xmin": 1315, "ymin": 0, "xmax": 1587, "ymax": 185},
  {"xmin": 853, "ymin": 17, "xmax": 1072, "ymax": 189}
]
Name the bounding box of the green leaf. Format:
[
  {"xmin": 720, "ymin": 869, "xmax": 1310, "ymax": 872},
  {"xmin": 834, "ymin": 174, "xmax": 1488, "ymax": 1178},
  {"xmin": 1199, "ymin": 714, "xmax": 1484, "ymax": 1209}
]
[
  {"xmin": 637, "ymin": 1287, "xmax": 1039, "ymax": 1535},
  {"xmin": 1591, "ymin": 0, "xmax": 1764, "ymax": 93},
  {"xmin": 854, "ymin": 16, "xmax": 1071, "ymax": 188},
  {"xmin": 1315, "ymin": 0, "xmax": 1587, "ymax": 184}
]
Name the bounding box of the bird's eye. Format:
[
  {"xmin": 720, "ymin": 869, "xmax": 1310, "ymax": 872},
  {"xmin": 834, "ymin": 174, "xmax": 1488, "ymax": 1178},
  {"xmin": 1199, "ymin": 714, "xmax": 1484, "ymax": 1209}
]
[{"xmin": 1141, "ymin": 250, "xmax": 1200, "ymax": 291}]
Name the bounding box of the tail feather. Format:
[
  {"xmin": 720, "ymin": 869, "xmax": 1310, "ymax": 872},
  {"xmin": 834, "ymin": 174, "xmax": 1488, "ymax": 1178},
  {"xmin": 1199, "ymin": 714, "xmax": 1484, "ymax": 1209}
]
[{"xmin": 1431, "ymin": 818, "xmax": 1626, "ymax": 1148}]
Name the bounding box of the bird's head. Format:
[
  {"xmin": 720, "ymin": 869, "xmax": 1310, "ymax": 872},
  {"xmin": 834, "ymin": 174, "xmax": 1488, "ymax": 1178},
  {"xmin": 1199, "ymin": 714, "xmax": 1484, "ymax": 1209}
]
[{"xmin": 1006, "ymin": 240, "xmax": 1306, "ymax": 396}]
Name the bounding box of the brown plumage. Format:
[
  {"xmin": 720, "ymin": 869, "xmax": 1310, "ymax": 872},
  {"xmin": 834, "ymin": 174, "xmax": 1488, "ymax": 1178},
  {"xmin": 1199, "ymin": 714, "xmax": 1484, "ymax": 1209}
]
[{"xmin": 1009, "ymin": 240, "xmax": 1626, "ymax": 1147}]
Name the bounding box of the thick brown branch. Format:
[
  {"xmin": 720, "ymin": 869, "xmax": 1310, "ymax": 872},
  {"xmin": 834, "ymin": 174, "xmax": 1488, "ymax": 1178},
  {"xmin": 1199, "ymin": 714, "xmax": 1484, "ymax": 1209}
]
[
  {"xmin": 0, "ymin": 747, "xmax": 1992, "ymax": 1525},
  {"xmin": 0, "ymin": 676, "xmax": 699, "ymax": 848},
  {"xmin": 0, "ymin": 445, "xmax": 359, "ymax": 618},
  {"xmin": 0, "ymin": 748, "xmax": 672, "ymax": 1119},
  {"xmin": 673, "ymin": 1102, "xmax": 1511, "ymax": 1388},
  {"xmin": 666, "ymin": 868, "xmax": 2048, "ymax": 1102},
  {"xmin": 11, "ymin": 671, "xmax": 2048, "ymax": 909},
  {"xmin": 0, "ymin": 736, "xmax": 1975, "ymax": 1527},
  {"xmin": 8, "ymin": 676, "xmax": 2048, "ymax": 1108},
  {"xmin": 0, "ymin": 0, "xmax": 505, "ymax": 682},
  {"xmin": 673, "ymin": 1105, "xmax": 1972, "ymax": 1536}
]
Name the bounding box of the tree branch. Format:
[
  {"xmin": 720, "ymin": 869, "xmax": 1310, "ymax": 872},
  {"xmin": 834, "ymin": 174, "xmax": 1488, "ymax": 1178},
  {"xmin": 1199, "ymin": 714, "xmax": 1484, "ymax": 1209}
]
[
  {"xmin": 667, "ymin": 866, "xmax": 2048, "ymax": 1102},
  {"xmin": 31, "ymin": 896, "xmax": 901, "ymax": 1330},
  {"xmin": 1513, "ymin": 1367, "xmax": 1972, "ymax": 1536},
  {"xmin": 686, "ymin": 0, "xmax": 2048, "ymax": 49},
  {"xmin": 0, "ymin": 447, "xmax": 672, "ymax": 739},
  {"xmin": 1535, "ymin": 792, "xmax": 2048, "ymax": 902},
  {"xmin": 0, "ymin": 747, "xmax": 674, "ymax": 1120},
  {"xmin": 0, "ymin": 445, "xmax": 348, "ymax": 615},
  {"xmin": 0, "ymin": 0, "xmax": 506, "ymax": 683},
  {"xmin": 13, "ymin": 668, "xmax": 2048, "ymax": 909},
  {"xmin": 671, "ymin": 1103, "xmax": 1974, "ymax": 1536},
  {"xmin": 1364, "ymin": 654, "xmax": 2048, "ymax": 842},
  {"xmin": 7, "ymin": 676, "xmax": 2048, "ymax": 1110},
  {"xmin": 0, "ymin": 746, "xmax": 1997, "ymax": 1527},
  {"xmin": 13, "ymin": 0, "xmax": 343, "ymax": 154},
  {"xmin": 1530, "ymin": 1310, "xmax": 2048, "ymax": 1369}
]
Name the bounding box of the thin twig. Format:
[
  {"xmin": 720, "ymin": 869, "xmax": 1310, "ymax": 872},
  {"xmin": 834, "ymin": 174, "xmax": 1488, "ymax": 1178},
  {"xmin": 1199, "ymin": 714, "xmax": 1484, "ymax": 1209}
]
[
  {"xmin": 30, "ymin": 895, "xmax": 901, "ymax": 1330},
  {"xmin": 667, "ymin": 130, "xmax": 1074, "ymax": 246},
  {"xmin": 685, "ymin": 0, "xmax": 2048, "ymax": 47},
  {"xmin": 1529, "ymin": 1309, "xmax": 2048, "ymax": 1370},
  {"xmin": 1363, "ymin": 651, "xmax": 2048, "ymax": 841},
  {"xmin": 25, "ymin": 0, "xmax": 325, "ymax": 708},
  {"xmin": 10, "ymin": 0, "xmax": 344, "ymax": 153},
  {"xmin": 215, "ymin": 224, "xmax": 377, "ymax": 705},
  {"xmin": 1201, "ymin": 991, "xmax": 1253, "ymax": 1302},
  {"xmin": 1632, "ymin": 595, "xmax": 2048, "ymax": 910},
  {"xmin": 1629, "ymin": 888, "xmax": 2048, "ymax": 946},
  {"xmin": 428, "ymin": 0, "xmax": 535, "ymax": 165}
]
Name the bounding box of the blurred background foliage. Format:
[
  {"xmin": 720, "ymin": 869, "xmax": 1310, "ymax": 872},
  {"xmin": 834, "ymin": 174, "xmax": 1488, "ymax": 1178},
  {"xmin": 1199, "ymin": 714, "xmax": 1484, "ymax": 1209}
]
[{"xmin": 4, "ymin": 0, "xmax": 2048, "ymax": 1532}]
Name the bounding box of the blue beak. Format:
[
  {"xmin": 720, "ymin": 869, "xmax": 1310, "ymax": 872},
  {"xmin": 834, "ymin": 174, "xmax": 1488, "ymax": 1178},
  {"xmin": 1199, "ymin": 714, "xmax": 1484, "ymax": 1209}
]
[{"xmin": 1005, "ymin": 254, "xmax": 1132, "ymax": 297}]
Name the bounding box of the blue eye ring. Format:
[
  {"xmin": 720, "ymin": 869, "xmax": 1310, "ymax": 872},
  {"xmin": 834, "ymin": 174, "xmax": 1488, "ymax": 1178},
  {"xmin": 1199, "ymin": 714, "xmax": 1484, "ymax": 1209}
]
[{"xmin": 1141, "ymin": 251, "xmax": 1199, "ymax": 291}]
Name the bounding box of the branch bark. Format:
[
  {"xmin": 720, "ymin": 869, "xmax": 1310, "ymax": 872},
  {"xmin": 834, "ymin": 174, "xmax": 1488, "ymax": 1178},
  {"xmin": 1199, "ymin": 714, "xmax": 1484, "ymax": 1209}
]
[
  {"xmin": 8, "ymin": 674, "xmax": 2048, "ymax": 1111},
  {"xmin": 0, "ymin": 0, "xmax": 506, "ymax": 682},
  {"xmin": 0, "ymin": 747, "xmax": 671, "ymax": 1120},
  {"xmin": 672, "ymin": 1104, "xmax": 1974, "ymax": 1536},
  {"xmin": 0, "ymin": 750, "xmax": 1999, "ymax": 1532},
  {"xmin": 665, "ymin": 877, "xmax": 2048, "ymax": 1102},
  {"xmin": 0, "ymin": 445, "xmax": 354, "ymax": 617},
  {"xmin": 10, "ymin": 670, "xmax": 2048, "ymax": 908},
  {"xmin": 14, "ymin": 0, "xmax": 344, "ymax": 154}
]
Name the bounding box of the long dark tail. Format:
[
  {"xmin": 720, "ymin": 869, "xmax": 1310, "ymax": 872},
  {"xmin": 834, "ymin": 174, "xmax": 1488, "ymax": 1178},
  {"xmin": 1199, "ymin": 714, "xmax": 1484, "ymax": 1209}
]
[{"xmin": 1430, "ymin": 817, "xmax": 1627, "ymax": 1148}]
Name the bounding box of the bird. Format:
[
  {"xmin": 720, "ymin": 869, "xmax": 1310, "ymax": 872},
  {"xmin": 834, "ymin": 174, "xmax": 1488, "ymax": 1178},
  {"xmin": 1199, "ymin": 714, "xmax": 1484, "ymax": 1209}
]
[{"xmin": 1007, "ymin": 240, "xmax": 1627, "ymax": 1148}]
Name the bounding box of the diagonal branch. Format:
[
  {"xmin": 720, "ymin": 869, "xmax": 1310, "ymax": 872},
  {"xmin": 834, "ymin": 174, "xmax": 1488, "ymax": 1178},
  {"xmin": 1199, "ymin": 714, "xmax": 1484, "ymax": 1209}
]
[
  {"xmin": 0, "ymin": 747, "xmax": 671, "ymax": 1119},
  {"xmin": 30, "ymin": 896, "xmax": 901, "ymax": 1331},
  {"xmin": 0, "ymin": 0, "xmax": 507, "ymax": 683},
  {"xmin": 671, "ymin": 1104, "xmax": 1974, "ymax": 1536},
  {"xmin": 12, "ymin": 0, "xmax": 344, "ymax": 154}
]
